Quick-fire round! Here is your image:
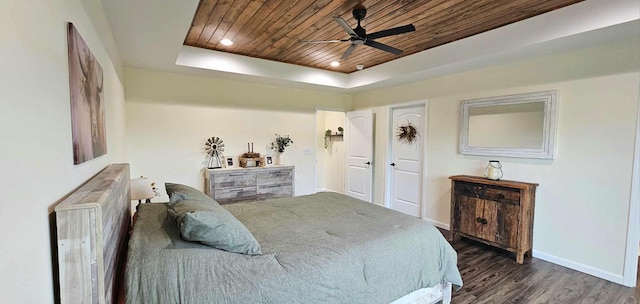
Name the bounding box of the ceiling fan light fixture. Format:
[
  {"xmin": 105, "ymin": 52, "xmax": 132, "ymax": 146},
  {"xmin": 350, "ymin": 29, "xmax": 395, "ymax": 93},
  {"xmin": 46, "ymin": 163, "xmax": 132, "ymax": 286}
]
[
  {"xmin": 330, "ymin": 61, "xmax": 340, "ymax": 67},
  {"xmin": 220, "ymin": 39, "xmax": 233, "ymax": 46}
]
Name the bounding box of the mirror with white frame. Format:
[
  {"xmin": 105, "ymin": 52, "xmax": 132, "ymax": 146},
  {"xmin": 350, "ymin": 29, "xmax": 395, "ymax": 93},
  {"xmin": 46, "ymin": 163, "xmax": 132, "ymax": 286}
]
[{"xmin": 459, "ymin": 90, "xmax": 558, "ymax": 159}]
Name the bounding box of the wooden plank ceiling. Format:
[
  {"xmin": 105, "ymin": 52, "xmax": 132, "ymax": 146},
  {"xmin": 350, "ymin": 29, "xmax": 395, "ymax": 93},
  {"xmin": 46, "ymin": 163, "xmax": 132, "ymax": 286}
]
[{"xmin": 184, "ymin": 0, "xmax": 585, "ymax": 74}]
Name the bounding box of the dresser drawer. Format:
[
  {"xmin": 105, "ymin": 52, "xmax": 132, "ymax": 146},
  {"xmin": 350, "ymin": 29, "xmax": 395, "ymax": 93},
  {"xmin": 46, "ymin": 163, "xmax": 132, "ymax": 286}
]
[
  {"xmin": 213, "ymin": 172, "xmax": 257, "ymax": 188},
  {"xmin": 214, "ymin": 187, "xmax": 257, "ymax": 204},
  {"xmin": 454, "ymin": 182, "xmax": 520, "ymax": 205},
  {"xmin": 257, "ymin": 185, "xmax": 293, "ymax": 200},
  {"xmin": 257, "ymin": 170, "xmax": 292, "ymax": 186},
  {"xmin": 454, "ymin": 182, "xmax": 484, "ymax": 198}
]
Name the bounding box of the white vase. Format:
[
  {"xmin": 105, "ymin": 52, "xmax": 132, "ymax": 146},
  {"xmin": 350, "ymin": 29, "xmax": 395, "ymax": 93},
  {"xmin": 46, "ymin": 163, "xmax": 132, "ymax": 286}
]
[{"xmin": 275, "ymin": 153, "xmax": 284, "ymax": 165}]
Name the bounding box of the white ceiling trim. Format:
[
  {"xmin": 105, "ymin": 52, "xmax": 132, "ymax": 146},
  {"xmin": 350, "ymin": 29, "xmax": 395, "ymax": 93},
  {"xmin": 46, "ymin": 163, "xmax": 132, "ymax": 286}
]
[{"xmin": 176, "ymin": 46, "xmax": 349, "ymax": 88}]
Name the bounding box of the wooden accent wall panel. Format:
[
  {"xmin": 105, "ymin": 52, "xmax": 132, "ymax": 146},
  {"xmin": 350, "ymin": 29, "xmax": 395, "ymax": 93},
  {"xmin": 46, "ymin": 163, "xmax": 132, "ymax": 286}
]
[
  {"xmin": 449, "ymin": 175, "xmax": 537, "ymax": 264},
  {"xmin": 184, "ymin": 0, "xmax": 584, "ymax": 73},
  {"xmin": 55, "ymin": 164, "xmax": 131, "ymax": 304}
]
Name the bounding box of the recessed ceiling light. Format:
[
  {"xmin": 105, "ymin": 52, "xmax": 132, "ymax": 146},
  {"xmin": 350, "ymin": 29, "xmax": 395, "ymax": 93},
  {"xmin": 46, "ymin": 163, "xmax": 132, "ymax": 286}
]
[
  {"xmin": 330, "ymin": 61, "xmax": 340, "ymax": 67},
  {"xmin": 220, "ymin": 39, "xmax": 233, "ymax": 46}
]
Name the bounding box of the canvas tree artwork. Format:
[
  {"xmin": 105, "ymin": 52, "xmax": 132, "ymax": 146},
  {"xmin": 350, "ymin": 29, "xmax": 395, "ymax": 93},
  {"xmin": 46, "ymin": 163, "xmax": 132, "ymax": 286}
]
[{"xmin": 67, "ymin": 22, "xmax": 107, "ymax": 164}]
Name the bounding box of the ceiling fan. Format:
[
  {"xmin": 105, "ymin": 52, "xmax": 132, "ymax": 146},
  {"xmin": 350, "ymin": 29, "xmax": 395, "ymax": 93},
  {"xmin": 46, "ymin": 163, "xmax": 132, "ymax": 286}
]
[{"xmin": 302, "ymin": 5, "xmax": 416, "ymax": 60}]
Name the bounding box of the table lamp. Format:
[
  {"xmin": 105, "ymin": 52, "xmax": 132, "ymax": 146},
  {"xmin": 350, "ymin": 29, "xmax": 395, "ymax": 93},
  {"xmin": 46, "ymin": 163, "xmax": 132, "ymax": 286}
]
[{"xmin": 130, "ymin": 176, "xmax": 155, "ymax": 205}]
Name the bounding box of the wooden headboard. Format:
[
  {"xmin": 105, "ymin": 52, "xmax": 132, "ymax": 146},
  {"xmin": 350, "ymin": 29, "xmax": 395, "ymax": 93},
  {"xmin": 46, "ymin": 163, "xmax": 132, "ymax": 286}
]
[{"xmin": 55, "ymin": 164, "xmax": 131, "ymax": 304}]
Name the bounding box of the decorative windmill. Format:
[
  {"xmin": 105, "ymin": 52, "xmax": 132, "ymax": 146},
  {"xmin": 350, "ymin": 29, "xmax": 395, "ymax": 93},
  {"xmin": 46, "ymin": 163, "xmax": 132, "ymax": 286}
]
[{"xmin": 205, "ymin": 136, "xmax": 225, "ymax": 169}]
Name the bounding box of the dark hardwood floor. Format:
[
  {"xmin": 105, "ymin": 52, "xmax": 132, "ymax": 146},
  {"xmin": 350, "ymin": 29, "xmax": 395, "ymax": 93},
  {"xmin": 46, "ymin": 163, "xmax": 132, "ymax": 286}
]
[{"xmin": 440, "ymin": 231, "xmax": 640, "ymax": 303}]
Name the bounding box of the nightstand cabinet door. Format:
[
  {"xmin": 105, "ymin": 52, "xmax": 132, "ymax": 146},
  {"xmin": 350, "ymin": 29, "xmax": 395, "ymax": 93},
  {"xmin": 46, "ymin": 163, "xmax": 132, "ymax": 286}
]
[
  {"xmin": 450, "ymin": 175, "xmax": 537, "ymax": 264},
  {"xmin": 479, "ymin": 199, "xmax": 519, "ymax": 248},
  {"xmin": 456, "ymin": 196, "xmax": 482, "ymax": 238}
]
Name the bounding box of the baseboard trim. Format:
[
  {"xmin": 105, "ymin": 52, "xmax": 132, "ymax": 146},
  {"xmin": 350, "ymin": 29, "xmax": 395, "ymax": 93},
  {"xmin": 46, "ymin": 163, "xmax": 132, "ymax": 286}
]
[
  {"xmin": 431, "ymin": 225, "xmax": 625, "ymax": 285},
  {"xmin": 316, "ymin": 188, "xmax": 344, "ymax": 194},
  {"xmin": 532, "ymin": 250, "xmax": 624, "ymax": 285},
  {"xmin": 422, "ymin": 218, "xmax": 450, "ymax": 230}
]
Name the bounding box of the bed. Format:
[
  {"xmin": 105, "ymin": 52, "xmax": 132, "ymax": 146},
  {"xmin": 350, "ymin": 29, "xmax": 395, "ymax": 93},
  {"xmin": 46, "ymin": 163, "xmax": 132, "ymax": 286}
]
[{"xmin": 55, "ymin": 164, "xmax": 462, "ymax": 304}]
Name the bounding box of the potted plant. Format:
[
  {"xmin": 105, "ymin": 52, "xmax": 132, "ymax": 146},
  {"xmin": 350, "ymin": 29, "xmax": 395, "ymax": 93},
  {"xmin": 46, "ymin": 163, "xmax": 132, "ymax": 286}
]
[
  {"xmin": 337, "ymin": 127, "xmax": 344, "ymax": 135},
  {"xmin": 270, "ymin": 134, "xmax": 293, "ymax": 164},
  {"xmin": 324, "ymin": 129, "xmax": 332, "ymax": 149}
]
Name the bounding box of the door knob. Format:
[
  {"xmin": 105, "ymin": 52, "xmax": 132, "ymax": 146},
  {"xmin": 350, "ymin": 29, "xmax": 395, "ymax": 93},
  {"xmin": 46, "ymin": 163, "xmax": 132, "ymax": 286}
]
[
  {"xmin": 365, "ymin": 161, "xmax": 371, "ymax": 165},
  {"xmin": 390, "ymin": 163, "xmax": 396, "ymax": 166}
]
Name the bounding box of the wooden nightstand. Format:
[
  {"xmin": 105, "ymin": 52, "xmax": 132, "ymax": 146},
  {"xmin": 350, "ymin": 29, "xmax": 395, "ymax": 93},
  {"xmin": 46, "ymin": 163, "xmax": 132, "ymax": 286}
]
[{"xmin": 449, "ymin": 175, "xmax": 538, "ymax": 264}]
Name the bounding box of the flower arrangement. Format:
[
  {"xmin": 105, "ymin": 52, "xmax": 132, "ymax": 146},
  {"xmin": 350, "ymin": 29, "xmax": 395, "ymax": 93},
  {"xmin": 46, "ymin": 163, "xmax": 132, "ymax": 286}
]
[
  {"xmin": 270, "ymin": 134, "xmax": 293, "ymax": 153},
  {"xmin": 397, "ymin": 121, "xmax": 419, "ymax": 145}
]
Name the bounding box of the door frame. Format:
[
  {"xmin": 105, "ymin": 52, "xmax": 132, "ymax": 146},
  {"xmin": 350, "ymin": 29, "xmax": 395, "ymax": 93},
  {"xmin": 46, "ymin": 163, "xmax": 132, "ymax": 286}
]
[
  {"xmin": 622, "ymin": 92, "xmax": 640, "ymax": 287},
  {"xmin": 385, "ymin": 100, "xmax": 429, "ymax": 219},
  {"xmin": 314, "ymin": 107, "xmax": 346, "ymax": 194}
]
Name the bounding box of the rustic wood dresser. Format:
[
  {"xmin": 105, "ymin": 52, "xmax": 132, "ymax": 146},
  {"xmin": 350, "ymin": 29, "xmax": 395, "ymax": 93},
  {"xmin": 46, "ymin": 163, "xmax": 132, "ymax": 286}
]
[
  {"xmin": 449, "ymin": 175, "xmax": 538, "ymax": 264},
  {"xmin": 205, "ymin": 165, "xmax": 294, "ymax": 204}
]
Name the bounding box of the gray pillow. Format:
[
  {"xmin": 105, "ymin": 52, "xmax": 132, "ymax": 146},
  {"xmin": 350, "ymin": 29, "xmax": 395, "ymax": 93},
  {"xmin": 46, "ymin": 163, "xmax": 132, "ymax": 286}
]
[
  {"xmin": 165, "ymin": 182, "xmax": 215, "ymax": 205},
  {"xmin": 168, "ymin": 199, "xmax": 262, "ymax": 255}
]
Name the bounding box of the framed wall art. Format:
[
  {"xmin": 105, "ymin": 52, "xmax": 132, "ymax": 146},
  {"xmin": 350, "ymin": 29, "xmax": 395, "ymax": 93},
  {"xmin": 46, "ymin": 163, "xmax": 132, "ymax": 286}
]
[{"xmin": 67, "ymin": 22, "xmax": 107, "ymax": 164}]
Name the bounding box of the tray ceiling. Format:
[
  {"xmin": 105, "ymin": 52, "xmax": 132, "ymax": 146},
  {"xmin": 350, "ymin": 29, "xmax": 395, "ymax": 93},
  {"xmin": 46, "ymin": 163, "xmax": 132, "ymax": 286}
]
[{"xmin": 184, "ymin": 0, "xmax": 585, "ymax": 73}]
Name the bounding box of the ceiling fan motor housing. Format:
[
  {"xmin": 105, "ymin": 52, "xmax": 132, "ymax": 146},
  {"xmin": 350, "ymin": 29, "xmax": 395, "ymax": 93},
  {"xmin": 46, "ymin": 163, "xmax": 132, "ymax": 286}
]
[
  {"xmin": 352, "ymin": 6, "xmax": 368, "ymax": 38},
  {"xmin": 353, "ymin": 7, "xmax": 367, "ymax": 21}
]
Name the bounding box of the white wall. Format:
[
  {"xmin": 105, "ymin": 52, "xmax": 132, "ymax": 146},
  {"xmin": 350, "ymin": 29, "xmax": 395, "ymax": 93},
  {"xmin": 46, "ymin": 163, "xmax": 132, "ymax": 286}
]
[
  {"xmin": 352, "ymin": 38, "xmax": 640, "ymax": 283},
  {"xmin": 322, "ymin": 111, "xmax": 345, "ymax": 193},
  {"xmin": 125, "ymin": 68, "xmax": 351, "ymax": 201},
  {"xmin": 0, "ymin": 0, "xmax": 127, "ymax": 303},
  {"xmin": 315, "ymin": 110, "xmax": 327, "ymax": 191}
]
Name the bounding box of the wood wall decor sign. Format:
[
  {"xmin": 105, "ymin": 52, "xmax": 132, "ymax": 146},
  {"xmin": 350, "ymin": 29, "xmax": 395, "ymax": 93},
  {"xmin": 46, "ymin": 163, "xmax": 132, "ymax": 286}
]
[{"xmin": 67, "ymin": 23, "xmax": 107, "ymax": 164}]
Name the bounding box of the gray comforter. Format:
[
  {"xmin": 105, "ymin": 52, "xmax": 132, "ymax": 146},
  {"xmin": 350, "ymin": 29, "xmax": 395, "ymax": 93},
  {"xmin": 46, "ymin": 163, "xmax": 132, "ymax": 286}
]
[{"xmin": 126, "ymin": 192, "xmax": 462, "ymax": 304}]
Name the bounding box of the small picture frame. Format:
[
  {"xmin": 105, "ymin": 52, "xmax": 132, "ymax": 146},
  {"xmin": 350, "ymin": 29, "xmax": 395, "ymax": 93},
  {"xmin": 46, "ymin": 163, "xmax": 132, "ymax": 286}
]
[
  {"xmin": 266, "ymin": 156, "xmax": 273, "ymax": 165},
  {"xmin": 226, "ymin": 157, "xmax": 234, "ymax": 167}
]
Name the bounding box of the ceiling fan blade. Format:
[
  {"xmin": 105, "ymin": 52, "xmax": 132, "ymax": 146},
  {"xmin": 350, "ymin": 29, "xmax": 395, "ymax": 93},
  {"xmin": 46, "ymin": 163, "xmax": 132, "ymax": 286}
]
[
  {"xmin": 364, "ymin": 40, "xmax": 403, "ymax": 55},
  {"xmin": 341, "ymin": 44, "xmax": 357, "ymax": 60},
  {"xmin": 333, "ymin": 16, "xmax": 358, "ymax": 37},
  {"xmin": 366, "ymin": 24, "xmax": 416, "ymax": 40},
  {"xmin": 300, "ymin": 39, "xmax": 349, "ymax": 44}
]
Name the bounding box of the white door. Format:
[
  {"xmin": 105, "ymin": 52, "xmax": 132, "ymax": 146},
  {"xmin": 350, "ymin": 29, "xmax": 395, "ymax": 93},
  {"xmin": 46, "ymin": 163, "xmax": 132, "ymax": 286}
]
[
  {"xmin": 389, "ymin": 106, "xmax": 424, "ymax": 217},
  {"xmin": 345, "ymin": 109, "xmax": 373, "ymax": 202}
]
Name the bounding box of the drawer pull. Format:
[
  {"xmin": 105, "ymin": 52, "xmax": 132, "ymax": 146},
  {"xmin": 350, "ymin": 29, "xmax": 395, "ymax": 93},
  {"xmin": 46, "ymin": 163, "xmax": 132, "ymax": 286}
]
[
  {"xmin": 476, "ymin": 217, "xmax": 488, "ymax": 225},
  {"xmin": 497, "ymin": 193, "xmax": 505, "ymax": 199},
  {"xmin": 473, "ymin": 186, "xmax": 483, "ymax": 196},
  {"xmin": 230, "ymin": 188, "xmax": 243, "ymax": 192},
  {"xmin": 228, "ymin": 173, "xmax": 244, "ymax": 177}
]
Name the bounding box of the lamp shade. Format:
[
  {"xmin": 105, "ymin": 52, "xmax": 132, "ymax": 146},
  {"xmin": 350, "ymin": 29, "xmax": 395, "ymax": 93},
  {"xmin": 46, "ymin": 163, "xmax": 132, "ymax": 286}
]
[{"xmin": 130, "ymin": 177, "xmax": 155, "ymax": 201}]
